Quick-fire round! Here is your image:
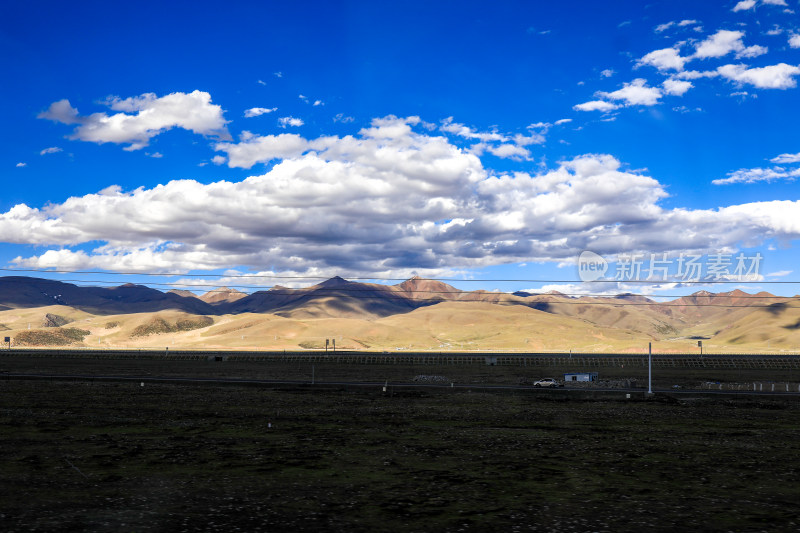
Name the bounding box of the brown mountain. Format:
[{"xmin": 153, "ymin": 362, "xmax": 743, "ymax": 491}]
[
  {"xmin": 199, "ymin": 287, "xmax": 248, "ymax": 304},
  {"xmin": 2, "ymin": 275, "xmax": 797, "ymax": 350},
  {"xmin": 221, "ymin": 276, "xmax": 420, "ymax": 319},
  {"xmin": 168, "ymin": 289, "xmax": 199, "ymax": 298},
  {"xmin": 0, "ymin": 277, "xmax": 215, "ymax": 315}
]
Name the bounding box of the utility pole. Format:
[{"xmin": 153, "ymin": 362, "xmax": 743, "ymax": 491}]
[{"xmin": 648, "ymin": 342, "xmax": 652, "ymax": 394}]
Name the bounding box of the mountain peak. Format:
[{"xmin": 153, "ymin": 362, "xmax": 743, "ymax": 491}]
[
  {"xmin": 397, "ymin": 277, "xmax": 460, "ymax": 299},
  {"xmin": 318, "ymin": 276, "xmax": 350, "ymax": 287},
  {"xmin": 200, "ymin": 286, "xmax": 247, "ymax": 304}
]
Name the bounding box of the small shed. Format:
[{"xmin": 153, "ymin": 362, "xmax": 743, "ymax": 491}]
[{"xmin": 564, "ymin": 372, "xmax": 598, "ymax": 382}]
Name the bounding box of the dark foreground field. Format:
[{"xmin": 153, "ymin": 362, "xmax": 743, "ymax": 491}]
[{"xmin": 2, "ymin": 374, "xmax": 800, "ymax": 532}]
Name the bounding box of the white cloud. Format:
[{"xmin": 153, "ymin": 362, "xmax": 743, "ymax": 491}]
[
  {"xmin": 600, "ymin": 69, "xmax": 615, "ymax": 78},
  {"xmin": 440, "ymin": 117, "xmax": 508, "ymax": 142},
  {"xmin": 767, "ymin": 269, "xmax": 792, "ymax": 277},
  {"xmin": 761, "ymin": 0, "xmax": 787, "ymax": 5},
  {"xmin": 771, "ymin": 152, "xmax": 800, "ymax": 163},
  {"xmin": 38, "ymin": 91, "xmax": 230, "ymax": 151},
  {"xmin": 573, "ymin": 100, "xmax": 620, "ymax": 112},
  {"xmin": 674, "ymin": 69, "xmax": 720, "ymax": 80},
  {"xmin": 244, "ymin": 107, "xmax": 277, "ymax": 117},
  {"xmin": 736, "ymin": 44, "xmax": 768, "ymax": 59},
  {"xmin": 655, "ymin": 22, "xmax": 675, "ymax": 33},
  {"xmin": 717, "ymin": 62, "xmax": 800, "ymax": 89},
  {"xmin": 215, "ymin": 133, "xmax": 308, "ymax": 168},
  {"xmin": 40, "ymin": 147, "xmax": 62, "ymax": 155},
  {"xmin": 638, "ymin": 47, "xmax": 688, "ymax": 71},
  {"xmin": 278, "ymin": 116, "xmax": 304, "ymax": 128},
  {"xmin": 313, "ymin": 100, "xmax": 323, "ymax": 106},
  {"xmin": 678, "ymin": 19, "xmax": 699, "ymax": 27},
  {"xmin": 487, "ymin": 144, "xmax": 531, "ymax": 160},
  {"xmin": 512, "ymin": 134, "xmax": 544, "ymax": 147},
  {"xmin": 598, "ymin": 78, "xmax": 663, "ymax": 106},
  {"xmin": 5, "ymin": 136, "xmax": 800, "ymax": 275},
  {"xmin": 211, "ymin": 155, "xmax": 226, "ymax": 165},
  {"xmin": 15, "ymin": 162, "xmax": 26, "ymax": 168},
  {"xmin": 713, "ymin": 166, "xmax": 800, "ymax": 184},
  {"xmin": 662, "ymin": 78, "xmax": 693, "ymax": 96},
  {"xmin": 789, "ymin": 34, "xmax": 800, "ymax": 48},
  {"xmin": 693, "ymin": 30, "xmax": 747, "ymax": 59},
  {"xmin": 146, "ymin": 152, "xmax": 163, "ymax": 158},
  {"xmin": 334, "ymin": 113, "xmax": 355, "ymax": 123},
  {"xmin": 554, "ymin": 118, "xmax": 572, "ymax": 125},
  {"xmin": 732, "ymin": 0, "xmax": 756, "ymax": 11}
]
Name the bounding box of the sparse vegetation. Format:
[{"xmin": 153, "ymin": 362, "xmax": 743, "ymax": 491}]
[
  {"xmin": 104, "ymin": 321, "xmax": 120, "ymax": 329},
  {"xmin": 14, "ymin": 327, "xmax": 90, "ymax": 346},
  {"xmin": 41, "ymin": 313, "xmax": 71, "ymax": 328},
  {"xmin": 131, "ymin": 316, "xmax": 214, "ymax": 337},
  {"xmin": 653, "ymin": 321, "xmax": 679, "ymax": 335},
  {"xmin": 175, "ymin": 316, "xmax": 214, "ymax": 331}
]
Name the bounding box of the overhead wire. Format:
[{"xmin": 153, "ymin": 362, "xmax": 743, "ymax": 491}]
[{"xmin": 1, "ymin": 266, "xmax": 798, "ymax": 283}]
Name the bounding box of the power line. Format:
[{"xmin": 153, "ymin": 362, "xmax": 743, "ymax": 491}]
[{"xmin": 1, "ymin": 266, "xmax": 798, "ymax": 284}]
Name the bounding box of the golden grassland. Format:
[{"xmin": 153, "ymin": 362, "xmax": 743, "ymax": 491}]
[{"xmin": 2, "ymin": 299, "xmax": 800, "ymax": 353}]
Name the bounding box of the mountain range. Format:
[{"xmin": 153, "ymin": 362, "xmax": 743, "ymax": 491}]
[{"xmin": 0, "ymin": 275, "xmax": 798, "ymax": 352}]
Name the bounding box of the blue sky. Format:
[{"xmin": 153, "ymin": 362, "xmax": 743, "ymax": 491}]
[{"xmin": 1, "ymin": 0, "xmax": 799, "ymax": 296}]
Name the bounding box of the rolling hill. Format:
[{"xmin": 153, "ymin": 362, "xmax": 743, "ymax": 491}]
[{"xmin": 0, "ymin": 275, "xmax": 797, "ymax": 352}]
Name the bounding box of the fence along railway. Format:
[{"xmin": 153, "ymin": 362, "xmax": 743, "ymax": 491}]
[{"xmin": 2, "ymin": 348, "xmax": 800, "ymax": 369}]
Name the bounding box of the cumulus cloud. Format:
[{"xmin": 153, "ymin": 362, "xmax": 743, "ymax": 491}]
[
  {"xmin": 244, "ymin": 107, "xmax": 277, "ymax": 117},
  {"xmin": 5, "ymin": 123, "xmax": 800, "ymax": 276},
  {"xmin": 693, "ymin": 30, "xmax": 744, "ymax": 59},
  {"xmin": 486, "ymin": 144, "xmax": 531, "ymax": 160},
  {"xmin": 597, "ymin": 78, "xmax": 663, "ymax": 106},
  {"xmin": 638, "ymin": 47, "xmax": 688, "ymax": 71},
  {"xmin": 790, "ymin": 34, "xmax": 800, "ymax": 48},
  {"xmin": 717, "ymin": 62, "xmax": 800, "ymax": 89},
  {"xmin": 662, "ymin": 78, "xmax": 693, "ymax": 96},
  {"xmin": 278, "ymin": 116, "xmax": 304, "ymax": 128},
  {"xmin": 215, "ymin": 132, "xmax": 308, "ymax": 168},
  {"xmin": 38, "ymin": 91, "xmax": 230, "ymax": 150},
  {"xmin": 736, "ymin": 44, "xmax": 769, "ymax": 58}
]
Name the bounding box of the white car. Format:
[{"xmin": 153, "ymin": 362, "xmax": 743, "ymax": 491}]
[{"xmin": 533, "ymin": 378, "xmax": 561, "ymax": 388}]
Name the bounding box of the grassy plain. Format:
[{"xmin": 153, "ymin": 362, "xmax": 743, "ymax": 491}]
[
  {"xmin": 1, "ymin": 357, "xmax": 799, "ymax": 531},
  {"xmin": 3, "ymin": 300, "xmax": 800, "ymax": 353}
]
